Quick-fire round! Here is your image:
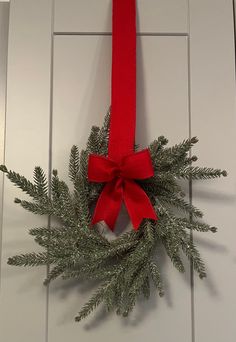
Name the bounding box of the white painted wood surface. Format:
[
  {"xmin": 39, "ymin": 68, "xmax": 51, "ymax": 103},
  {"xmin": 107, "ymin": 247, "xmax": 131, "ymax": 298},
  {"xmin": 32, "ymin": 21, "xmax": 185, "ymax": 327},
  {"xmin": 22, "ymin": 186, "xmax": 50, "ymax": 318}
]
[
  {"xmin": 189, "ymin": 1, "xmax": 236, "ymax": 341},
  {"xmin": 0, "ymin": 0, "xmax": 235, "ymax": 341},
  {"xmin": 0, "ymin": 1, "xmax": 53, "ymax": 341}
]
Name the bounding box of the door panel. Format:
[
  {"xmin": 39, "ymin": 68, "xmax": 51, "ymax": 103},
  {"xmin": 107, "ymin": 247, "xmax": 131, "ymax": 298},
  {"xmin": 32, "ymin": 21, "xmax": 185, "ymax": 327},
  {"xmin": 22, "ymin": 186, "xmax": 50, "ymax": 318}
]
[
  {"xmin": 189, "ymin": 1, "xmax": 236, "ymax": 341},
  {"xmin": 0, "ymin": 1, "xmax": 53, "ymax": 341},
  {"xmin": 48, "ymin": 34, "xmax": 191, "ymax": 342},
  {"xmin": 54, "ymin": 0, "xmax": 188, "ymax": 34}
]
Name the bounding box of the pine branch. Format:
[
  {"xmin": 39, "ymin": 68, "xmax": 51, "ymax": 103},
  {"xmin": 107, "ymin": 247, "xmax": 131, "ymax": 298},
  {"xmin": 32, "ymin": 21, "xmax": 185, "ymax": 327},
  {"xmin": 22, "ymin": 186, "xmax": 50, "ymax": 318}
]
[
  {"xmin": 142, "ymin": 276, "xmax": 151, "ymax": 299},
  {"xmin": 121, "ymin": 264, "xmax": 149, "ymax": 316},
  {"xmin": 0, "ymin": 165, "xmax": 39, "ymax": 199},
  {"xmin": 109, "ymin": 230, "xmax": 140, "ymax": 247},
  {"xmin": 63, "ymin": 265, "xmax": 116, "ymax": 281},
  {"xmin": 51, "ymin": 171, "xmax": 77, "ymax": 226},
  {"xmin": 69, "ymin": 145, "xmax": 80, "ymax": 185},
  {"xmin": 33, "ymin": 166, "xmax": 48, "ymax": 196},
  {"xmin": 181, "ymin": 235, "xmax": 206, "ymax": 279},
  {"xmin": 149, "ymin": 136, "xmax": 169, "ymax": 160},
  {"xmin": 87, "ymin": 126, "xmax": 101, "ymax": 153},
  {"xmin": 143, "ymin": 174, "xmax": 184, "ymax": 199},
  {"xmin": 165, "ymin": 137, "xmax": 198, "ymax": 158},
  {"xmin": 97, "ymin": 108, "xmax": 110, "ymax": 155},
  {"xmin": 162, "ymin": 239, "xmax": 185, "ymax": 273},
  {"xmin": 44, "ymin": 264, "xmax": 65, "ymax": 285},
  {"xmin": 29, "ymin": 226, "xmax": 62, "ymax": 238},
  {"xmin": 153, "ymin": 137, "xmax": 198, "ymax": 172},
  {"xmin": 143, "ymin": 220, "xmax": 155, "ymax": 245},
  {"xmin": 149, "ymin": 261, "xmax": 164, "ymax": 296},
  {"xmin": 14, "ymin": 198, "xmax": 51, "ymax": 215},
  {"xmin": 77, "ymin": 226, "xmax": 110, "ymax": 247},
  {"xmin": 175, "ymin": 217, "xmax": 217, "ymax": 233},
  {"xmin": 177, "ymin": 166, "xmax": 227, "ymax": 180},
  {"xmin": 75, "ymin": 282, "xmax": 109, "ymax": 322},
  {"xmin": 8, "ymin": 252, "xmax": 49, "ymax": 267},
  {"xmin": 75, "ymin": 177, "xmax": 90, "ymax": 227},
  {"xmin": 158, "ymin": 194, "xmax": 203, "ymax": 218},
  {"xmin": 89, "ymin": 240, "xmax": 138, "ymax": 262}
]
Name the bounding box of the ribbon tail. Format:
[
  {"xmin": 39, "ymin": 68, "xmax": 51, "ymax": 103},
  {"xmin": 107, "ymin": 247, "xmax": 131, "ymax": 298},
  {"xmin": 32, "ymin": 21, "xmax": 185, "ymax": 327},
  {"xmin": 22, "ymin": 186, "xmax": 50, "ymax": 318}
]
[
  {"xmin": 92, "ymin": 179, "xmax": 123, "ymax": 231},
  {"xmin": 123, "ymin": 180, "xmax": 158, "ymax": 230}
]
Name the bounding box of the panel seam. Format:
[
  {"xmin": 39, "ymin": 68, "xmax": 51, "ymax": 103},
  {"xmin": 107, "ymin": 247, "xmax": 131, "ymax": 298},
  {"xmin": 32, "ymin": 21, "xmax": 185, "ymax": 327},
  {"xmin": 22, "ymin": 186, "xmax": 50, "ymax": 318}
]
[
  {"xmin": 54, "ymin": 31, "xmax": 188, "ymax": 37},
  {"xmin": 0, "ymin": 2, "xmax": 10, "ymax": 292},
  {"xmin": 187, "ymin": 1, "xmax": 195, "ymax": 342},
  {"xmin": 232, "ymin": 0, "xmax": 236, "ymax": 80},
  {"xmin": 45, "ymin": 1, "xmax": 55, "ymax": 341}
]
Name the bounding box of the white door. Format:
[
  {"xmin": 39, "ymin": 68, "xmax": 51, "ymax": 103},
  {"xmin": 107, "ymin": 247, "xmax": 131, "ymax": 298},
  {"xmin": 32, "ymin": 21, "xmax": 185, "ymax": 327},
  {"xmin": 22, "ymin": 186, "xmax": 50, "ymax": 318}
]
[{"xmin": 0, "ymin": 1, "xmax": 235, "ymax": 341}]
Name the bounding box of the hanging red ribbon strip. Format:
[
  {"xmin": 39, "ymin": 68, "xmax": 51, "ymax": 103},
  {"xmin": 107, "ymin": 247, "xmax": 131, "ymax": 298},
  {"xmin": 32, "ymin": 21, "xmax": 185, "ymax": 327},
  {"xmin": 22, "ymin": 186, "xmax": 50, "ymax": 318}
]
[{"xmin": 88, "ymin": 0, "xmax": 158, "ymax": 231}]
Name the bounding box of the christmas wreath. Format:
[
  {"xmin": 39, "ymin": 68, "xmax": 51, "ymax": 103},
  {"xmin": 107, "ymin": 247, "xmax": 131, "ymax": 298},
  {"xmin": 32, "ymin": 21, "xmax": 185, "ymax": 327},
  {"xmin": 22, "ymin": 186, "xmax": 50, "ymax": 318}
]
[
  {"xmin": 0, "ymin": 110, "xmax": 226, "ymax": 321},
  {"xmin": 0, "ymin": 0, "xmax": 227, "ymax": 323}
]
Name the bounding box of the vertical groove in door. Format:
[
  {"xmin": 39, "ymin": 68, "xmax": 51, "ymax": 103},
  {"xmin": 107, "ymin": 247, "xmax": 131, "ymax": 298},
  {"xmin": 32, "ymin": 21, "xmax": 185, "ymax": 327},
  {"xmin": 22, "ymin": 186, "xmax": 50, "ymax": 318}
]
[
  {"xmin": 187, "ymin": 1, "xmax": 195, "ymax": 342},
  {"xmin": 46, "ymin": 1, "xmax": 55, "ymax": 341},
  {"xmin": 232, "ymin": 0, "xmax": 236, "ymax": 76},
  {"xmin": 0, "ymin": 2, "xmax": 10, "ymax": 289}
]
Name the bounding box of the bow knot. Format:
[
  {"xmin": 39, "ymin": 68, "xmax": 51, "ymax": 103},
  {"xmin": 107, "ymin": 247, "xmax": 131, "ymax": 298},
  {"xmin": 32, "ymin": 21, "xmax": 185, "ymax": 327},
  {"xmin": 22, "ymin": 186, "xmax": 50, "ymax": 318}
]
[
  {"xmin": 88, "ymin": 149, "xmax": 158, "ymax": 230},
  {"xmin": 114, "ymin": 168, "xmax": 123, "ymax": 179}
]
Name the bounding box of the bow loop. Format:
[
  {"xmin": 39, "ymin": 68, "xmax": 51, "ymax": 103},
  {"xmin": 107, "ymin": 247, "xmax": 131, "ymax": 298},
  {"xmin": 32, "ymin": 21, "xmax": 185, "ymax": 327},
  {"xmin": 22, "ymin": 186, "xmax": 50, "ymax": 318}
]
[
  {"xmin": 120, "ymin": 149, "xmax": 154, "ymax": 179},
  {"xmin": 88, "ymin": 155, "xmax": 117, "ymax": 182}
]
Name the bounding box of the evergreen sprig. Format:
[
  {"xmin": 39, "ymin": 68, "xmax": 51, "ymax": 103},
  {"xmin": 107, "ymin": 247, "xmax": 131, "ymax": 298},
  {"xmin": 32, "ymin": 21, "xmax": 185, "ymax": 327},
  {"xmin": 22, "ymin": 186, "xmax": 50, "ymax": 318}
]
[{"xmin": 0, "ymin": 110, "xmax": 227, "ymax": 322}]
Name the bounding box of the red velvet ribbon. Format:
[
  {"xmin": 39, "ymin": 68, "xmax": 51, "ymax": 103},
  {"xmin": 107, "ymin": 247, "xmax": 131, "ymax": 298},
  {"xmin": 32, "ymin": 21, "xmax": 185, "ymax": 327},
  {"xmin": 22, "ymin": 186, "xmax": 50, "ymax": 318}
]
[{"xmin": 88, "ymin": 0, "xmax": 158, "ymax": 230}]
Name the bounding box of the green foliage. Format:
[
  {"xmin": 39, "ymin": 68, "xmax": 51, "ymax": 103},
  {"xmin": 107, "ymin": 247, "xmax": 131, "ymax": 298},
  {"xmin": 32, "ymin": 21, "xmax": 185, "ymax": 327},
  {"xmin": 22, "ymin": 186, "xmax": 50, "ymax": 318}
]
[
  {"xmin": 0, "ymin": 110, "xmax": 227, "ymax": 322},
  {"xmin": 75, "ymin": 282, "xmax": 110, "ymax": 322},
  {"xmin": 149, "ymin": 261, "xmax": 164, "ymax": 296},
  {"xmin": 33, "ymin": 166, "xmax": 48, "ymax": 196},
  {"xmin": 8, "ymin": 252, "xmax": 49, "ymax": 267},
  {"xmin": 69, "ymin": 145, "xmax": 80, "ymax": 185}
]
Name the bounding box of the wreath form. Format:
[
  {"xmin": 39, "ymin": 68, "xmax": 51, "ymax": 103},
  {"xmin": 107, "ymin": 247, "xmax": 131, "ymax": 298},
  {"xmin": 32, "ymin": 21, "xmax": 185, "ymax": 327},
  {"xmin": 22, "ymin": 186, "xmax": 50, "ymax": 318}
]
[{"xmin": 0, "ymin": 110, "xmax": 227, "ymax": 322}]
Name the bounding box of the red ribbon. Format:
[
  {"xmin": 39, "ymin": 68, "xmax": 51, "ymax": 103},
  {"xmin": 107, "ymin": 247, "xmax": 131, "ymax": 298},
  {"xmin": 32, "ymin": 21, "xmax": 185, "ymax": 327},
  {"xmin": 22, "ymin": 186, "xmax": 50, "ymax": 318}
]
[{"xmin": 88, "ymin": 0, "xmax": 158, "ymax": 230}]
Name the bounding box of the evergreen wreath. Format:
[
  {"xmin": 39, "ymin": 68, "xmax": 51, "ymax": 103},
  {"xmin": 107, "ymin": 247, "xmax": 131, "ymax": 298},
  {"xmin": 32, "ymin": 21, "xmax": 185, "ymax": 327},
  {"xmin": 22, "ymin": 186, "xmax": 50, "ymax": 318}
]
[{"xmin": 0, "ymin": 110, "xmax": 227, "ymax": 322}]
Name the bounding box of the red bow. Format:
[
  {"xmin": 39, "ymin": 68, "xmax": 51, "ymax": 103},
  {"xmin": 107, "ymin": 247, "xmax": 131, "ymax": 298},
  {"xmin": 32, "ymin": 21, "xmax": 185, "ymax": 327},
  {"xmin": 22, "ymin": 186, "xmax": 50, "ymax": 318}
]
[{"xmin": 88, "ymin": 149, "xmax": 158, "ymax": 230}]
